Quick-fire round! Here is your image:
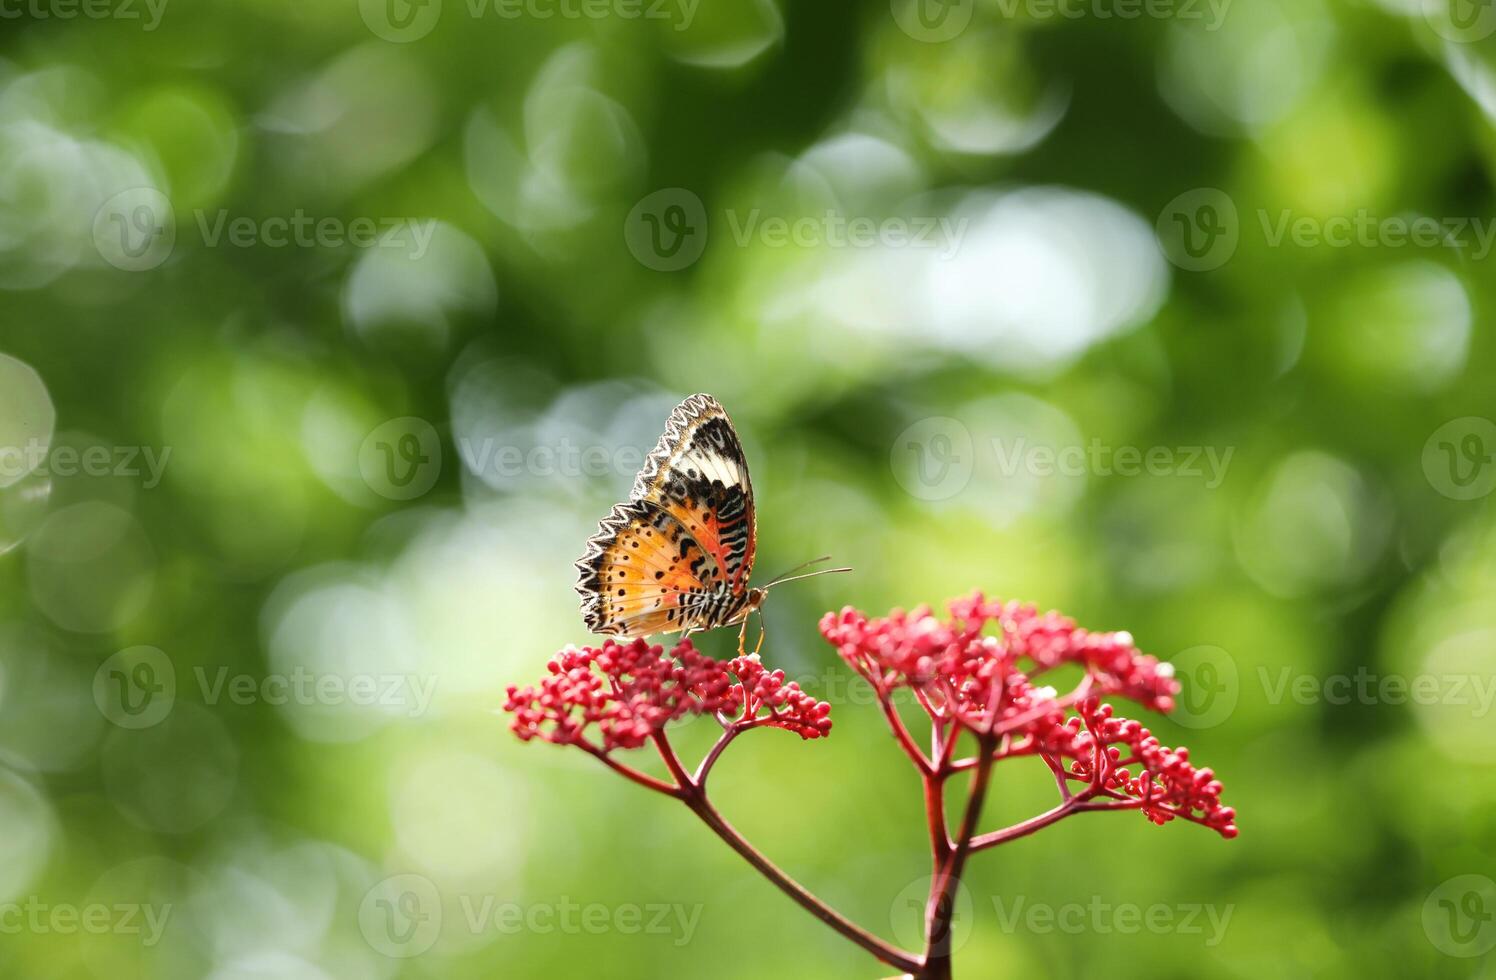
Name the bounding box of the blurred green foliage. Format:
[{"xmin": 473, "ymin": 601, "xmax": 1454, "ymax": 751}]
[{"xmin": 2, "ymin": 0, "xmax": 1496, "ymax": 977}]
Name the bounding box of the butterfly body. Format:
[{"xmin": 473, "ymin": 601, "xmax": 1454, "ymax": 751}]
[{"xmin": 576, "ymin": 394, "xmax": 761, "ymax": 640}]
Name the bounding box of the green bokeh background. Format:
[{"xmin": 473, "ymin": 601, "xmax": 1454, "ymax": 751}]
[{"xmin": 3, "ymin": 0, "xmax": 1496, "ymax": 976}]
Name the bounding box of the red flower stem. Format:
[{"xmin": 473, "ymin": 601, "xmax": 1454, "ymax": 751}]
[
  {"xmin": 929, "ymin": 715, "xmax": 946, "ymax": 764},
  {"xmin": 965, "ymin": 794, "xmax": 1146, "ymax": 851},
  {"xmin": 912, "ymin": 687, "xmax": 942, "ymax": 727},
  {"xmin": 920, "ymin": 732, "xmax": 997, "ymax": 979},
  {"xmin": 1040, "ymin": 751, "xmax": 1073, "ymax": 801},
  {"xmin": 683, "ymin": 791, "xmax": 922, "ymax": 975},
  {"xmin": 650, "ymin": 730, "xmax": 695, "ymax": 788},
  {"xmin": 922, "ymin": 762, "xmax": 950, "ymax": 859},
  {"xmin": 971, "ymin": 798, "xmax": 1080, "ymax": 850},
  {"xmin": 877, "ymin": 688, "xmax": 933, "ymax": 773},
  {"xmin": 692, "ymin": 722, "xmax": 746, "ymax": 786},
  {"xmin": 641, "ymin": 730, "xmax": 921, "ymax": 975},
  {"xmin": 935, "ymin": 716, "xmax": 960, "ymax": 771},
  {"xmin": 579, "ymin": 743, "xmax": 682, "ymax": 797}
]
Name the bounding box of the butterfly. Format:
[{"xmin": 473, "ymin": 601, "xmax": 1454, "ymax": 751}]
[{"xmin": 575, "ymin": 393, "xmax": 847, "ymax": 647}]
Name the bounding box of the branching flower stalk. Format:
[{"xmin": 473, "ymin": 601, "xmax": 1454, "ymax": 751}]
[{"xmin": 506, "ymin": 592, "xmax": 1237, "ymax": 979}]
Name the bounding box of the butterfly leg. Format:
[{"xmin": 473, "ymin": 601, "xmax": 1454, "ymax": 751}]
[
  {"xmin": 736, "ymin": 619, "xmax": 748, "ymax": 658},
  {"xmin": 753, "ymin": 609, "xmax": 766, "ymax": 656}
]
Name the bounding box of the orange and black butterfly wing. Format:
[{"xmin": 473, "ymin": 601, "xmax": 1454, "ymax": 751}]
[
  {"xmin": 629, "ymin": 394, "xmax": 757, "ymax": 594},
  {"xmin": 574, "ymin": 498, "xmax": 731, "ymax": 639}
]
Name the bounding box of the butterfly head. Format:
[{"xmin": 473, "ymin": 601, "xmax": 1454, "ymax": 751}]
[{"xmin": 757, "ymin": 556, "xmax": 853, "ymax": 596}]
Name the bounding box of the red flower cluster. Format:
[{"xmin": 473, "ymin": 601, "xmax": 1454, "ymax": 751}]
[
  {"xmin": 505, "ymin": 638, "xmax": 831, "ymax": 751},
  {"xmin": 1050, "ymin": 699, "xmax": 1237, "ymax": 838},
  {"xmin": 508, "ymin": 590, "xmax": 1236, "ymax": 979},
  {"xmin": 821, "ymin": 592, "xmax": 1236, "ymax": 839},
  {"xmin": 726, "ymin": 652, "xmax": 835, "ymax": 739},
  {"xmin": 820, "ymin": 592, "xmax": 1178, "ymax": 724},
  {"xmin": 953, "ymin": 595, "xmax": 1177, "ymax": 711}
]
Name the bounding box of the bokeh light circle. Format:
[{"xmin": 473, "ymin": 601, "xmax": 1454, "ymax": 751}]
[{"xmin": 0, "ymin": 353, "xmax": 55, "ymax": 491}]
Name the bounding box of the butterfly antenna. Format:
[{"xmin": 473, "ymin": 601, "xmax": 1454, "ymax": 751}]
[
  {"xmin": 762, "ymin": 555, "xmax": 834, "ymax": 587},
  {"xmin": 761, "ymin": 565, "xmax": 853, "ymax": 591}
]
